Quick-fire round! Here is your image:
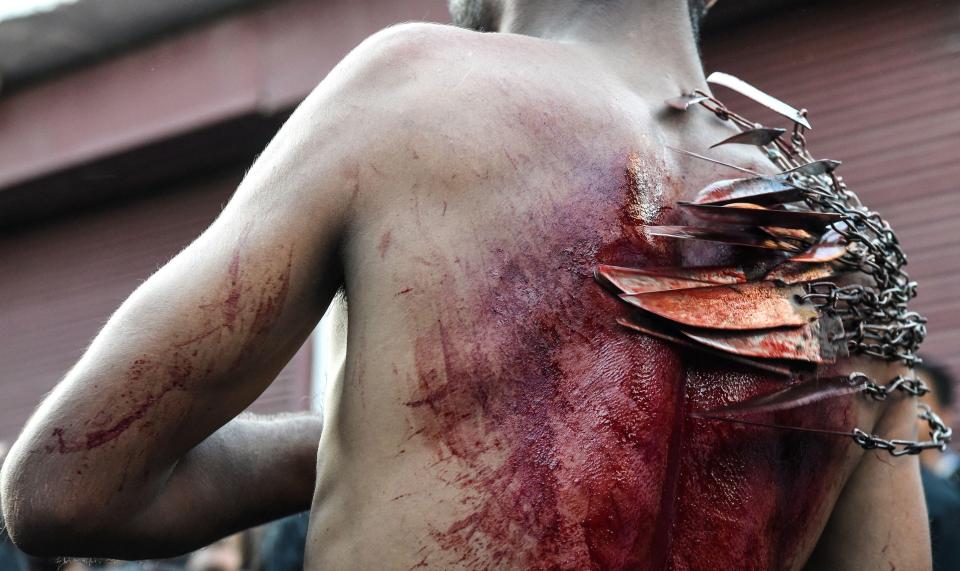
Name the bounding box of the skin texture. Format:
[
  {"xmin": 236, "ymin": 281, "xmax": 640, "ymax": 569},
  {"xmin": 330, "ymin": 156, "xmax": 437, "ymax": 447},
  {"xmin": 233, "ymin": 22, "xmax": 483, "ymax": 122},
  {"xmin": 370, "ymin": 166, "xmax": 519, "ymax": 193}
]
[{"xmin": 1, "ymin": 1, "xmax": 930, "ymax": 569}]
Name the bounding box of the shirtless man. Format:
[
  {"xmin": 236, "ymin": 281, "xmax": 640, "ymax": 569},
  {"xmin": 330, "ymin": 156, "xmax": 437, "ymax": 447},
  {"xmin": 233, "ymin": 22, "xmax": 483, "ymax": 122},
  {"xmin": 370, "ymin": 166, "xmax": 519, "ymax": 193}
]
[{"xmin": 0, "ymin": 1, "xmax": 930, "ymax": 569}]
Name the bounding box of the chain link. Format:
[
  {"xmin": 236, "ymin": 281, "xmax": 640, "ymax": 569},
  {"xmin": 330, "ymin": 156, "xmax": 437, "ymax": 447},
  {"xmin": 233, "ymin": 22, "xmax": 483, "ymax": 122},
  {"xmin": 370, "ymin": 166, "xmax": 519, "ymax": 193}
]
[
  {"xmin": 852, "ymin": 404, "xmax": 952, "ymax": 457},
  {"xmin": 846, "ymin": 371, "xmax": 930, "ymax": 400},
  {"xmin": 689, "ymin": 91, "xmax": 952, "ymax": 457}
]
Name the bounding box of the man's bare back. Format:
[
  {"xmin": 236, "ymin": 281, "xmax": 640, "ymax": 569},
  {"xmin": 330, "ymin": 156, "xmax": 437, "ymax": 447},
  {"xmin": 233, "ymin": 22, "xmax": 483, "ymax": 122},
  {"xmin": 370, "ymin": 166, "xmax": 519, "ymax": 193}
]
[{"xmin": 1, "ymin": 1, "xmax": 929, "ymax": 570}]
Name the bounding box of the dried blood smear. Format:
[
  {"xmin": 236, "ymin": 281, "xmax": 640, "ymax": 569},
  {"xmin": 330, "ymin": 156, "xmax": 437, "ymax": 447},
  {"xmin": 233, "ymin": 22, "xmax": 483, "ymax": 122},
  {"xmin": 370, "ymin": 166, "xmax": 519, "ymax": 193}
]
[
  {"xmin": 405, "ymin": 154, "xmax": 852, "ymax": 570},
  {"xmin": 46, "ymin": 246, "xmax": 293, "ymax": 455}
]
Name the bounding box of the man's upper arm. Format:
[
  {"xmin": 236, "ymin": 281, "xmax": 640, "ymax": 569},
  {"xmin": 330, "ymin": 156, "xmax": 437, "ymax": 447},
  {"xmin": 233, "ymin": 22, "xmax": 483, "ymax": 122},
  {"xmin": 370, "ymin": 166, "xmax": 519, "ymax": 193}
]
[
  {"xmin": 805, "ymin": 393, "xmax": 931, "ymax": 570},
  {"xmin": 0, "ymin": 22, "xmax": 439, "ymax": 545}
]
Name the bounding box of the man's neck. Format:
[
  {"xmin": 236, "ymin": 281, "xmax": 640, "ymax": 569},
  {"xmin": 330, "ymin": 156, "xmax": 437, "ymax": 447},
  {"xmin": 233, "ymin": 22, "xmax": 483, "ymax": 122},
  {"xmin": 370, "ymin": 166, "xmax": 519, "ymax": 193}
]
[{"xmin": 499, "ymin": 0, "xmax": 707, "ymax": 100}]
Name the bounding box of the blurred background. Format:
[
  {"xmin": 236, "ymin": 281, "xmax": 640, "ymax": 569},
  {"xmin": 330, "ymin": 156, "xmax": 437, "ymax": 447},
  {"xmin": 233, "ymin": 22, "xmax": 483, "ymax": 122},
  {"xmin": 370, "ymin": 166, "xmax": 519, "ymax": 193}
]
[{"xmin": 0, "ymin": 0, "xmax": 957, "ymax": 569}]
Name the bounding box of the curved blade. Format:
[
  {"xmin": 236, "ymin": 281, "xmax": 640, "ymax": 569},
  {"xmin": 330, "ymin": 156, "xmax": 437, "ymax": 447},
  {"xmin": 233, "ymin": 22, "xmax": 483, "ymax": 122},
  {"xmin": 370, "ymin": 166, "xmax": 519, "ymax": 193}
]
[
  {"xmin": 621, "ymin": 282, "xmax": 818, "ymax": 330},
  {"xmin": 782, "ymin": 160, "xmax": 842, "ymax": 178},
  {"xmin": 764, "ymin": 262, "xmax": 838, "ymax": 285},
  {"xmin": 616, "ymin": 316, "xmax": 795, "ymax": 376},
  {"xmin": 707, "ymin": 72, "xmax": 812, "ymax": 129},
  {"xmin": 681, "ymin": 315, "xmax": 845, "ymax": 364},
  {"xmin": 710, "ymin": 127, "xmax": 786, "ymax": 148},
  {"xmin": 595, "ymin": 265, "xmax": 716, "ymax": 295},
  {"xmin": 614, "ymin": 264, "xmax": 747, "ymax": 284},
  {"xmin": 645, "ymin": 226, "xmax": 804, "ymax": 252},
  {"xmin": 692, "ymin": 176, "xmax": 804, "ymax": 206},
  {"xmin": 692, "ymin": 379, "xmax": 860, "ymax": 418},
  {"xmin": 680, "ymin": 202, "xmax": 844, "ymax": 230},
  {"xmin": 666, "ymin": 94, "xmax": 708, "ymax": 110},
  {"xmin": 789, "ymin": 229, "xmax": 847, "ymax": 263},
  {"xmin": 761, "ymin": 226, "xmax": 815, "ymax": 243}
]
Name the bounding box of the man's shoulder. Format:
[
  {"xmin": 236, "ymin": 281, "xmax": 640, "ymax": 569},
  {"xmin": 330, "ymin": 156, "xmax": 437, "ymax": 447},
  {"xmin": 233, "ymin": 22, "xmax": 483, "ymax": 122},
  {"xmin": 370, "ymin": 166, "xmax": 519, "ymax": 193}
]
[
  {"xmin": 338, "ymin": 23, "xmax": 579, "ymax": 125},
  {"xmin": 313, "ymin": 24, "xmax": 594, "ymax": 174}
]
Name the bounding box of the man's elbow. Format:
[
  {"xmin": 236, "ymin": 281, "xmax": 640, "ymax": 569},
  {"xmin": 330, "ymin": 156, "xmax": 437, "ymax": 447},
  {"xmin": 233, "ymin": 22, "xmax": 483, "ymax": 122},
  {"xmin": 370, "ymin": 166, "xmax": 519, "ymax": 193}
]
[
  {"xmin": 2, "ymin": 493, "xmax": 93, "ymax": 557},
  {"xmin": 1, "ymin": 460, "xmax": 100, "ymax": 557}
]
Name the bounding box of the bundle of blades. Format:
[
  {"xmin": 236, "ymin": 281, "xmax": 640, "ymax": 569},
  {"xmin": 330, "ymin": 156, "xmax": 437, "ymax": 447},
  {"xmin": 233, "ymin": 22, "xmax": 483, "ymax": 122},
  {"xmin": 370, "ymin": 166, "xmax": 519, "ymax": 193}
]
[{"xmin": 596, "ymin": 72, "xmax": 951, "ymax": 456}]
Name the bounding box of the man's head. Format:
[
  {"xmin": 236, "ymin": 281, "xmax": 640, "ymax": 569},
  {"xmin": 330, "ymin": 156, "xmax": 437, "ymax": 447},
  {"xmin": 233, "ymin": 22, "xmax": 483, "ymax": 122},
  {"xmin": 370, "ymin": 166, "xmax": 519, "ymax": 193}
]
[
  {"xmin": 448, "ymin": 0, "xmax": 500, "ymax": 32},
  {"xmin": 449, "ymin": 0, "xmax": 712, "ymax": 38}
]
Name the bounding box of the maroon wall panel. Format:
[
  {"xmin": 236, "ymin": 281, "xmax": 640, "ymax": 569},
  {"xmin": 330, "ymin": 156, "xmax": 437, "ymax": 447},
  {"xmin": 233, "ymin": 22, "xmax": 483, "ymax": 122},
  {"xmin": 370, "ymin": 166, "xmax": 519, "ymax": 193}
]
[
  {"xmin": 0, "ymin": 172, "xmax": 312, "ymax": 443},
  {"xmin": 703, "ymin": 0, "xmax": 960, "ymax": 376}
]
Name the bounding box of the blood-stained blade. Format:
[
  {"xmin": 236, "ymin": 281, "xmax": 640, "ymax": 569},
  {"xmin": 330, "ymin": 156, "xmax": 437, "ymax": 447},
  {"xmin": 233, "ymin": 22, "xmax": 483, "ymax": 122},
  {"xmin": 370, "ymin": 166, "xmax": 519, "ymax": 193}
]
[
  {"xmin": 680, "ymin": 202, "xmax": 844, "ymax": 230},
  {"xmin": 645, "ymin": 226, "xmax": 804, "ymax": 251},
  {"xmin": 764, "ymin": 262, "xmax": 838, "ymax": 284},
  {"xmin": 616, "ymin": 316, "xmax": 795, "ymax": 376},
  {"xmin": 666, "ymin": 94, "xmax": 708, "ymax": 110},
  {"xmin": 681, "ymin": 315, "xmax": 846, "ymax": 364},
  {"xmin": 710, "ymin": 127, "xmax": 787, "ymax": 148},
  {"xmin": 621, "ymin": 282, "xmax": 818, "ymax": 330},
  {"xmin": 789, "ymin": 229, "xmax": 847, "ymax": 263},
  {"xmin": 692, "ymin": 176, "xmax": 804, "ymax": 206},
  {"xmin": 595, "ymin": 265, "xmax": 715, "ymax": 295},
  {"xmin": 691, "ymin": 379, "xmax": 860, "ymax": 418},
  {"xmin": 618, "ymin": 265, "xmax": 748, "ymax": 284},
  {"xmin": 707, "ymin": 72, "xmax": 812, "ymax": 129},
  {"xmin": 782, "ymin": 159, "xmax": 842, "ymax": 178},
  {"xmin": 761, "ymin": 226, "xmax": 814, "ymax": 243},
  {"xmin": 596, "ymin": 264, "xmax": 746, "ymax": 294}
]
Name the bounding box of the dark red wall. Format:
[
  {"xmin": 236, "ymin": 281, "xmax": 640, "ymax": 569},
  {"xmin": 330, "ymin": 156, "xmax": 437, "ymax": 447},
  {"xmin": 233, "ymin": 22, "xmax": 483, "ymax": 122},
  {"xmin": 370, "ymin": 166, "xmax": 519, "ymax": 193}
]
[{"xmin": 703, "ymin": 0, "xmax": 960, "ymax": 378}]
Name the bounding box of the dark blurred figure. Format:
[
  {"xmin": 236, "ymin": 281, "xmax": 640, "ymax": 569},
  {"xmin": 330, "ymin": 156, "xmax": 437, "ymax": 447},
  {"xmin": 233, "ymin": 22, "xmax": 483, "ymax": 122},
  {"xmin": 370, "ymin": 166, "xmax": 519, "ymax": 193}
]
[
  {"xmin": 255, "ymin": 513, "xmax": 308, "ymax": 571},
  {"xmin": 0, "ymin": 441, "xmax": 29, "ymax": 571},
  {"xmin": 917, "ymin": 357, "xmax": 960, "ymax": 571}
]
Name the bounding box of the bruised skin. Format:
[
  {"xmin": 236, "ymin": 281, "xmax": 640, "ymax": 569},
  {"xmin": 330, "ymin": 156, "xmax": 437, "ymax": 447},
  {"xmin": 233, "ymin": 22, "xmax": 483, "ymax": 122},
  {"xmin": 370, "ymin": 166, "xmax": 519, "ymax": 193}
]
[{"xmin": 403, "ymin": 151, "xmax": 855, "ymax": 570}]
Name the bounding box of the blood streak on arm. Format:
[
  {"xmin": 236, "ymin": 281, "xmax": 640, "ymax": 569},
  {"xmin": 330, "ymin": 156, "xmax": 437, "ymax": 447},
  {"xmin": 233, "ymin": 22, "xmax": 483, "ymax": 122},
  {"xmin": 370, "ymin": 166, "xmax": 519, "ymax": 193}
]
[{"xmin": 41, "ymin": 244, "xmax": 294, "ymax": 456}]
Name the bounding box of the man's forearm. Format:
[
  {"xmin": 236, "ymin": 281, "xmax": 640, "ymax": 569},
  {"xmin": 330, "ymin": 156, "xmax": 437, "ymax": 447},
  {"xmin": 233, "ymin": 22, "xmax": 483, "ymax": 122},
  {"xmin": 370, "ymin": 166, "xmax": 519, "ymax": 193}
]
[{"xmin": 2, "ymin": 412, "xmax": 321, "ymax": 559}]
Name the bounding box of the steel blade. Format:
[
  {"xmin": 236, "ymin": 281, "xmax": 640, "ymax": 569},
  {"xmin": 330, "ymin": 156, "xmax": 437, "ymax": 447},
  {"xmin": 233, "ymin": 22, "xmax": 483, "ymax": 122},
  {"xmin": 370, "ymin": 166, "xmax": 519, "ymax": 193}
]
[
  {"xmin": 612, "ymin": 265, "xmax": 748, "ymax": 284},
  {"xmin": 616, "ymin": 316, "xmax": 795, "ymax": 376},
  {"xmin": 595, "ymin": 265, "xmax": 716, "ymax": 295},
  {"xmin": 620, "ymin": 282, "xmax": 818, "ymax": 330},
  {"xmin": 645, "ymin": 225, "xmax": 804, "ymax": 251},
  {"xmin": 692, "ymin": 176, "xmax": 804, "ymax": 206},
  {"xmin": 692, "ymin": 379, "xmax": 860, "ymax": 418},
  {"xmin": 681, "ymin": 315, "xmax": 845, "ymax": 364},
  {"xmin": 789, "ymin": 229, "xmax": 847, "ymax": 263},
  {"xmin": 680, "ymin": 202, "xmax": 844, "ymax": 230},
  {"xmin": 665, "ymin": 94, "xmax": 708, "ymax": 110},
  {"xmin": 761, "ymin": 226, "xmax": 815, "ymax": 243},
  {"xmin": 764, "ymin": 262, "xmax": 838, "ymax": 284},
  {"xmin": 710, "ymin": 127, "xmax": 787, "ymax": 148},
  {"xmin": 707, "ymin": 72, "xmax": 812, "ymax": 129},
  {"xmin": 781, "ymin": 159, "xmax": 842, "ymax": 178}
]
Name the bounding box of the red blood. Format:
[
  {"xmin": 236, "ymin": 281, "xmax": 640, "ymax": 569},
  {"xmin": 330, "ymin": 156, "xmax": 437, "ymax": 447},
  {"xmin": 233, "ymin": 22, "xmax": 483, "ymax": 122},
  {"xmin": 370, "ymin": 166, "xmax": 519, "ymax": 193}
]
[
  {"xmin": 379, "ymin": 230, "xmax": 394, "ymax": 259},
  {"xmin": 404, "ymin": 152, "xmax": 853, "ymax": 569},
  {"xmin": 45, "ymin": 245, "xmax": 294, "ymax": 455}
]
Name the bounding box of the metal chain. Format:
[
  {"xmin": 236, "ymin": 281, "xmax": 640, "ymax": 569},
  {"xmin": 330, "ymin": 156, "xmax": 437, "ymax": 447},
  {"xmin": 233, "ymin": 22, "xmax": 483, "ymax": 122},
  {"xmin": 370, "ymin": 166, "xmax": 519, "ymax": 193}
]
[
  {"xmin": 846, "ymin": 371, "xmax": 930, "ymax": 400},
  {"xmin": 852, "ymin": 404, "xmax": 952, "ymax": 457},
  {"xmin": 687, "ymin": 91, "xmax": 952, "ymax": 456}
]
